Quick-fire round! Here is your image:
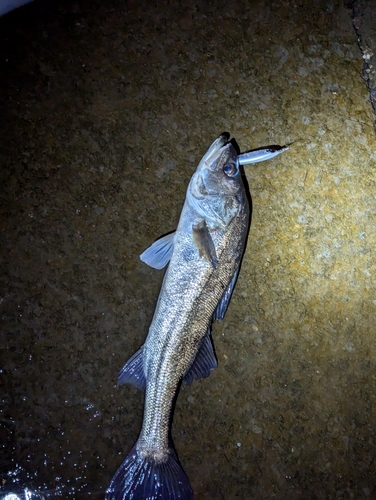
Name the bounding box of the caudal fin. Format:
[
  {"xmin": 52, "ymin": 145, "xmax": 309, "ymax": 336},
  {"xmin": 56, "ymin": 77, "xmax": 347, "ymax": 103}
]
[{"xmin": 105, "ymin": 445, "xmax": 194, "ymax": 500}]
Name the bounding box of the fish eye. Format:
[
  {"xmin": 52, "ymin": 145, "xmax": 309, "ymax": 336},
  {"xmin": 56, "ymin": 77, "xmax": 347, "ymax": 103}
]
[{"xmin": 223, "ymin": 163, "xmax": 238, "ymax": 177}]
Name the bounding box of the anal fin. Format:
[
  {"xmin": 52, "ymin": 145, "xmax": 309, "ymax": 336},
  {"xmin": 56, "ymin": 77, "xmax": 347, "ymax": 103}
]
[{"xmin": 183, "ymin": 330, "xmax": 217, "ymax": 385}]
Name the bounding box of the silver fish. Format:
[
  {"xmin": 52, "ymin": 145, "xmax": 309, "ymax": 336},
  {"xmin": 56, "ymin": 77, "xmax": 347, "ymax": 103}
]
[{"xmin": 106, "ymin": 133, "xmax": 287, "ymax": 499}]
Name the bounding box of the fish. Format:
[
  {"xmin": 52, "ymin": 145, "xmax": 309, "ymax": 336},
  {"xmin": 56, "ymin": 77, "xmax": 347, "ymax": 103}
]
[{"xmin": 106, "ymin": 133, "xmax": 288, "ymax": 500}]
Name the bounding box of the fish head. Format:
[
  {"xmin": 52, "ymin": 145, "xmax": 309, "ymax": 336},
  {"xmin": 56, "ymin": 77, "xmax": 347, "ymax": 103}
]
[
  {"xmin": 196, "ymin": 133, "xmax": 240, "ymax": 195},
  {"xmin": 187, "ymin": 133, "xmax": 246, "ymax": 228}
]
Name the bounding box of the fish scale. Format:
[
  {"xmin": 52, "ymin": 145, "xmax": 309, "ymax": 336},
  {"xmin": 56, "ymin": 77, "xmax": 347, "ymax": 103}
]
[
  {"xmin": 106, "ymin": 133, "xmax": 288, "ymax": 500},
  {"xmin": 139, "ymin": 177, "xmax": 248, "ymax": 460}
]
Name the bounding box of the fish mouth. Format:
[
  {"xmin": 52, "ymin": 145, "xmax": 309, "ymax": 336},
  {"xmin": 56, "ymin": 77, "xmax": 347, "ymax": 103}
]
[{"xmin": 201, "ymin": 133, "xmax": 230, "ymax": 165}]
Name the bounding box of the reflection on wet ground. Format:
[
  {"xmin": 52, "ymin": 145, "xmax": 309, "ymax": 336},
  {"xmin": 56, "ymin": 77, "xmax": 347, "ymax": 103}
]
[{"xmin": 1, "ymin": 0, "xmax": 375, "ymax": 498}]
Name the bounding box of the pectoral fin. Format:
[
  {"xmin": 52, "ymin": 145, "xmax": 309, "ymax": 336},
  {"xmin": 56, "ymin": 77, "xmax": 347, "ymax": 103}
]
[
  {"xmin": 192, "ymin": 220, "xmax": 218, "ymax": 268},
  {"xmin": 140, "ymin": 231, "xmax": 175, "ymax": 269}
]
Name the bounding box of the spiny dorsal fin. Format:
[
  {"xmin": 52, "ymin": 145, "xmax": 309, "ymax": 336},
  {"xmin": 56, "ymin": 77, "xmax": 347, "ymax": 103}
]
[{"xmin": 139, "ymin": 231, "xmax": 175, "ymax": 270}]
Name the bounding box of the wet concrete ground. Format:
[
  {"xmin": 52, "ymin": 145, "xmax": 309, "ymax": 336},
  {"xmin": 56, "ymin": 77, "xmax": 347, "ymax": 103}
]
[{"xmin": 1, "ymin": 0, "xmax": 375, "ymax": 498}]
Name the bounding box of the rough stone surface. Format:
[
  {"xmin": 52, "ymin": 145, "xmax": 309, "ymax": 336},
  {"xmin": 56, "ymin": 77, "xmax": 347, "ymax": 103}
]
[
  {"xmin": 1, "ymin": 0, "xmax": 375, "ymax": 498},
  {"xmin": 349, "ymin": 0, "xmax": 376, "ymax": 117}
]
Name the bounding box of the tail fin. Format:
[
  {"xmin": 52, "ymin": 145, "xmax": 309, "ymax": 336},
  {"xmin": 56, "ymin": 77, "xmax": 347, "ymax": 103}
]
[{"xmin": 105, "ymin": 445, "xmax": 194, "ymax": 500}]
